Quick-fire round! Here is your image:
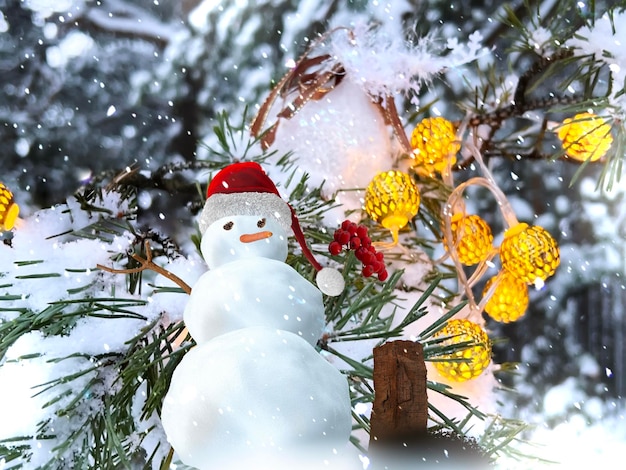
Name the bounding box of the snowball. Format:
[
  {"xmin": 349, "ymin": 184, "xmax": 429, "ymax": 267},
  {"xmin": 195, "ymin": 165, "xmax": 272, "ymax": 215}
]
[
  {"xmin": 161, "ymin": 327, "xmax": 352, "ymax": 470},
  {"xmin": 184, "ymin": 257, "xmax": 325, "ymax": 346},
  {"xmin": 316, "ymin": 267, "xmax": 345, "ymax": 297},
  {"xmin": 267, "ymin": 80, "xmax": 394, "ymax": 225}
]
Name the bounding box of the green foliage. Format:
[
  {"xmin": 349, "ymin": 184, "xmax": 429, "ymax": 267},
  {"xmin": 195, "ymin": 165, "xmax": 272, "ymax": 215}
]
[
  {"xmin": 199, "ymin": 107, "xmax": 279, "ymax": 165},
  {"xmin": 455, "ymin": 0, "xmax": 626, "ymax": 191}
]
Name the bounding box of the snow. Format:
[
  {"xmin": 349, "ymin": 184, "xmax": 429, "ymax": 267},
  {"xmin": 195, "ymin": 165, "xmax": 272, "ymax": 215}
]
[
  {"xmin": 0, "ymin": 191, "xmax": 190, "ymax": 467},
  {"xmin": 83, "ymin": 2, "xmax": 181, "ymax": 45},
  {"xmin": 0, "ymin": 335, "xmax": 59, "ymax": 440},
  {"xmin": 0, "ymin": 332, "xmax": 132, "ymax": 468},
  {"xmin": 0, "ymin": 11, "xmax": 8, "ymax": 33},
  {"xmin": 131, "ymin": 381, "xmax": 170, "ymax": 467},
  {"xmin": 280, "ymin": 0, "xmax": 332, "ymax": 51},
  {"xmin": 566, "ymin": 10, "xmax": 626, "ymax": 116},
  {"xmin": 151, "ymin": 255, "xmax": 205, "ymax": 322},
  {"xmin": 188, "ymin": 0, "xmax": 221, "ymax": 32},
  {"xmin": 527, "ymin": 26, "xmax": 554, "ymax": 53},
  {"xmin": 46, "ymin": 30, "xmax": 94, "ymax": 68},
  {"xmin": 23, "ymin": 0, "xmax": 85, "ymax": 19},
  {"xmin": 186, "ymin": 250, "xmax": 325, "ymax": 346},
  {"xmin": 323, "ymin": 22, "xmax": 489, "ymax": 101},
  {"xmin": 498, "ymin": 374, "xmax": 626, "ymax": 469},
  {"xmin": 528, "ymin": 415, "xmax": 626, "ymax": 468},
  {"xmin": 0, "ymin": 199, "xmax": 134, "ymax": 314}
]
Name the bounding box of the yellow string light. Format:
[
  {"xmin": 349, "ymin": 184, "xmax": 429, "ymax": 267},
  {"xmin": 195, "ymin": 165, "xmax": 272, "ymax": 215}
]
[
  {"xmin": 500, "ymin": 223, "xmax": 560, "ymax": 285},
  {"xmin": 483, "ymin": 272, "xmax": 529, "ymax": 323},
  {"xmin": 556, "ymin": 112, "xmax": 613, "ymax": 162},
  {"xmin": 364, "ymin": 170, "xmax": 420, "ymax": 245},
  {"xmin": 445, "ymin": 213, "xmax": 494, "ymax": 266},
  {"xmin": 410, "ymin": 117, "xmax": 460, "ymax": 175},
  {"xmin": 0, "ymin": 182, "xmax": 19, "ymax": 231},
  {"xmin": 433, "ymin": 319, "xmax": 491, "ymax": 382}
]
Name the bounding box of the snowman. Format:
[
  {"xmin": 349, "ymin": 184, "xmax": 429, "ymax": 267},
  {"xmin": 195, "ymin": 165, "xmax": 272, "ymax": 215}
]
[{"xmin": 161, "ymin": 162, "xmax": 353, "ymax": 469}]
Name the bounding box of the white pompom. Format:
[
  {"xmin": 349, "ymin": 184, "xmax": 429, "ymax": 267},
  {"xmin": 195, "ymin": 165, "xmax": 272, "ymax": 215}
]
[{"xmin": 316, "ymin": 267, "xmax": 345, "ymax": 297}]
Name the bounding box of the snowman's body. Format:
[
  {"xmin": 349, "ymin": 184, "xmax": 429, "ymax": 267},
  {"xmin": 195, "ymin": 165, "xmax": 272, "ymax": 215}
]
[
  {"xmin": 184, "ymin": 258, "xmax": 324, "ymax": 346},
  {"xmin": 161, "ymin": 214, "xmax": 352, "ymax": 469}
]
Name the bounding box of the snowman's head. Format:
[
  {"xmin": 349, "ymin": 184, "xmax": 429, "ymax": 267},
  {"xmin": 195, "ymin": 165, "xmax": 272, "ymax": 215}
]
[
  {"xmin": 201, "ymin": 215, "xmax": 288, "ymax": 268},
  {"xmin": 196, "ymin": 162, "xmax": 345, "ymax": 296}
]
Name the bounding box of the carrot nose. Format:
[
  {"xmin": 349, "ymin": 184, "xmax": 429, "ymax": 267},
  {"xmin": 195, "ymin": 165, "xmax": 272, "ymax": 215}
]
[{"xmin": 239, "ymin": 231, "xmax": 273, "ymax": 243}]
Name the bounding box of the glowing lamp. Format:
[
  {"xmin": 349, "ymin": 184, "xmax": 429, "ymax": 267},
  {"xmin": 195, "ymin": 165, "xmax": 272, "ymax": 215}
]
[
  {"xmin": 556, "ymin": 112, "xmax": 613, "ymax": 162},
  {"xmin": 0, "ymin": 182, "xmax": 19, "ymax": 231},
  {"xmin": 500, "ymin": 223, "xmax": 560, "ymax": 284},
  {"xmin": 364, "ymin": 170, "xmax": 420, "ymax": 246},
  {"xmin": 410, "ymin": 117, "xmax": 460, "ymax": 175},
  {"xmin": 433, "ymin": 319, "xmax": 491, "ymax": 382},
  {"xmin": 445, "ymin": 213, "xmax": 494, "ymax": 266},
  {"xmin": 483, "ymin": 272, "xmax": 529, "ymax": 323}
]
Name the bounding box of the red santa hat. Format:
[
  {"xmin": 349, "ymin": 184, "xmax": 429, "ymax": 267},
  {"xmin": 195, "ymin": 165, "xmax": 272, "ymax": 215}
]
[{"xmin": 198, "ymin": 161, "xmax": 344, "ymax": 296}]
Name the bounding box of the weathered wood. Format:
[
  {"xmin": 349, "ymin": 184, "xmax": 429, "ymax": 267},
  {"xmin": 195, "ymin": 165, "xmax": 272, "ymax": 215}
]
[{"xmin": 369, "ymin": 340, "xmax": 428, "ymax": 449}]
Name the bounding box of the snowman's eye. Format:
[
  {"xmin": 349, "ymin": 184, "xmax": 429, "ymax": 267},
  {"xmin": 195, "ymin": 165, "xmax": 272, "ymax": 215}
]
[
  {"xmin": 257, "ymin": 218, "xmax": 266, "ymax": 228},
  {"xmin": 223, "ymin": 221, "xmax": 234, "ymax": 230}
]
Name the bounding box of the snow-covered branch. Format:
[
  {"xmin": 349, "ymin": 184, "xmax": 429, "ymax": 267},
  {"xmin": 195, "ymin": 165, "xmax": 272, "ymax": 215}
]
[{"xmin": 76, "ymin": 0, "xmax": 183, "ymax": 48}]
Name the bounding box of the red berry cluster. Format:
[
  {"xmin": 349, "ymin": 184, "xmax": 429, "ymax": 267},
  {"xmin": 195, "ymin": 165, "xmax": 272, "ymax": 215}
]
[{"xmin": 329, "ymin": 220, "xmax": 388, "ymax": 281}]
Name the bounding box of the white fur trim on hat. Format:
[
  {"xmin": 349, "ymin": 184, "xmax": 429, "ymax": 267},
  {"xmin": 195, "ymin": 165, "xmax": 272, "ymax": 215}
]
[{"xmin": 198, "ymin": 192, "xmax": 293, "ymax": 234}]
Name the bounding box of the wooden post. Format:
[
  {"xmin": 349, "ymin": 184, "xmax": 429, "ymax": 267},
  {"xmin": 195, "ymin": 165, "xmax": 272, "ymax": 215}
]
[{"xmin": 369, "ymin": 340, "xmax": 428, "ymax": 451}]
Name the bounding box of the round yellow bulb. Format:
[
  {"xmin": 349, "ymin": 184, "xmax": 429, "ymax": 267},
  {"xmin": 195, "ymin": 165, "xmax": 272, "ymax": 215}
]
[
  {"xmin": 556, "ymin": 112, "xmax": 613, "ymax": 162},
  {"xmin": 410, "ymin": 117, "xmax": 460, "ymax": 175},
  {"xmin": 500, "ymin": 223, "xmax": 560, "ymax": 284},
  {"xmin": 433, "ymin": 319, "xmax": 491, "ymax": 382},
  {"xmin": 483, "ymin": 272, "xmax": 529, "ymax": 323},
  {"xmin": 444, "ymin": 213, "xmax": 494, "ymax": 266},
  {"xmin": 364, "ymin": 170, "xmax": 420, "ymax": 232},
  {"xmin": 0, "ymin": 182, "xmax": 20, "ymax": 231}
]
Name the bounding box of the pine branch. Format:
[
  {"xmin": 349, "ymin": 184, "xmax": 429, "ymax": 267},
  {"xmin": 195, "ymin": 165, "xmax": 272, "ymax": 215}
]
[
  {"xmin": 97, "ymin": 240, "xmax": 191, "ymax": 295},
  {"xmin": 89, "ymin": 162, "xmax": 211, "ymax": 199},
  {"xmin": 467, "ymin": 94, "xmax": 580, "ymax": 130},
  {"xmin": 71, "ymin": 0, "xmax": 180, "ymax": 49}
]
